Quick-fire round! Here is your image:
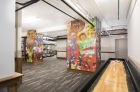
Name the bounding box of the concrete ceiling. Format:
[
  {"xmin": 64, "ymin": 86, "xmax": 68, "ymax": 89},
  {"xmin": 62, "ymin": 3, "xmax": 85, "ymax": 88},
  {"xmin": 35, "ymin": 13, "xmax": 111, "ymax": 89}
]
[{"xmin": 17, "ymin": 0, "xmax": 131, "ymax": 37}]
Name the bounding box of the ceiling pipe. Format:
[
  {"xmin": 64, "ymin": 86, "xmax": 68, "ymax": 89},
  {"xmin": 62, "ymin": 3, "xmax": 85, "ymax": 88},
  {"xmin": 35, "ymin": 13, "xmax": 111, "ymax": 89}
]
[
  {"xmin": 16, "ymin": 0, "xmax": 39, "ymax": 12},
  {"xmin": 101, "ymin": 35, "xmax": 109, "ymax": 36},
  {"xmin": 61, "ymin": 0, "xmax": 95, "ymax": 27},
  {"xmin": 118, "ymin": 0, "xmax": 119, "ymax": 20},
  {"xmin": 106, "ymin": 29, "xmax": 127, "ymax": 31},
  {"xmin": 101, "ymin": 33, "xmax": 127, "ymax": 36},
  {"xmin": 94, "ymin": 0, "xmax": 111, "ymax": 28},
  {"xmin": 94, "ymin": 0, "xmax": 125, "ymax": 30},
  {"xmin": 127, "ymin": 0, "xmax": 137, "ymax": 24},
  {"xmin": 110, "ymin": 33, "xmax": 127, "ymax": 35},
  {"xmin": 111, "ymin": 25, "xmax": 127, "ymax": 27},
  {"xmin": 126, "ymin": 0, "xmax": 132, "ymax": 19},
  {"xmin": 42, "ymin": 0, "xmax": 77, "ymax": 20}
]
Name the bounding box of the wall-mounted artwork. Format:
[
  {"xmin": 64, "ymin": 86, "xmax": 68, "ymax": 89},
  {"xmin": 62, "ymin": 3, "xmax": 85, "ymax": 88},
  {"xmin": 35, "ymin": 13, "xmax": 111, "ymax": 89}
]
[
  {"xmin": 67, "ymin": 17, "xmax": 101, "ymax": 72},
  {"xmin": 26, "ymin": 30, "xmax": 43, "ymax": 63}
]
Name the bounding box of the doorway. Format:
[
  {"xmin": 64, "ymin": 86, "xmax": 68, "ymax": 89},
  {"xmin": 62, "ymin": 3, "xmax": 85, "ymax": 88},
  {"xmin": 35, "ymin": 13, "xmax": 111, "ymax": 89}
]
[{"xmin": 115, "ymin": 38, "xmax": 127, "ymax": 58}]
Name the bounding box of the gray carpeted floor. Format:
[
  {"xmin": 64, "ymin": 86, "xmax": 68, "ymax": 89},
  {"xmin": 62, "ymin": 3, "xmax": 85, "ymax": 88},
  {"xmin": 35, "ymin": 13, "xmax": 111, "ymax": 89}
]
[{"xmin": 17, "ymin": 56, "xmax": 90, "ymax": 92}]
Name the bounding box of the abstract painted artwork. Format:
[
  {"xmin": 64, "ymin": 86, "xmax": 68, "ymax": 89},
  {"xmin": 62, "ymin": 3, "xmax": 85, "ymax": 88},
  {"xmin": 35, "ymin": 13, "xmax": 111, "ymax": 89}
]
[{"xmin": 67, "ymin": 17, "xmax": 101, "ymax": 72}]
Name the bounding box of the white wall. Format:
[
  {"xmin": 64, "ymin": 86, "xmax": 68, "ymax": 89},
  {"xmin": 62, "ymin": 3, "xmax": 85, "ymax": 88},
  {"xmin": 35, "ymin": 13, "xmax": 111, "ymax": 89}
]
[
  {"xmin": 57, "ymin": 39, "xmax": 66, "ymax": 58},
  {"xmin": 101, "ymin": 36, "xmax": 120, "ymax": 60},
  {"xmin": 56, "ymin": 36, "xmax": 122, "ymax": 59},
  {"xmin": 0, "ymin": 0, "xmax": 15, "ymax": 78},
  {"xmin": 57, "ymin": 39, "xmax": 66, "ymax": 51},
  {"xmin": 101, "ymin": 36, "xmax": 120, "ymax": 51},
  {"xmin": 22, "ymin": 31, "xmax": 27, "ymax": 37},
  {"xmin": 127, "ymin": 0, "xmax": 140, "ymax": 64},
  {"xmin": 57, "ymin": 52, "xmax": 66, "ymax": 58}
]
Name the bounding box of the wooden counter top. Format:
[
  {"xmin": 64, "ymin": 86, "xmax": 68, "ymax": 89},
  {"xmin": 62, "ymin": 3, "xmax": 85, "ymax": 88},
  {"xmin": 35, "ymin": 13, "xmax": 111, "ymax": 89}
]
[
  {"xmin": 0, "ymin": 72, "xmax": 23, "ymax": 83},
  {"xmin": 0, "ymin": 72, "xmax": 23, "ymax": 92}
]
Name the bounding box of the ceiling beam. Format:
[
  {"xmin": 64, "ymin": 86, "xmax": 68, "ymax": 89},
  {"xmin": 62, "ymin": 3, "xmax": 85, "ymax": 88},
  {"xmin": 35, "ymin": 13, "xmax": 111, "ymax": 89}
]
[
  {"xmin": 61, "ymin": 0, "xmax": 95, "ymax": 27},
  {"xmin": 16, "ymin": 0, "xmax": 39, "ymax": 12},
  {"xmin": 42, "ymin": 0, "xmax": 77, "ymax": 20},
  {"xmin": 16, "ymin": 0, "xmax": 35, "ymax": 6}
]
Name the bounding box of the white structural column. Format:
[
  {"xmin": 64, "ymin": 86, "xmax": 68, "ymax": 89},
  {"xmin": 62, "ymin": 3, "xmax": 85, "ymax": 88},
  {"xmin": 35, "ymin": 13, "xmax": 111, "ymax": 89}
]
[
  {"xmin": 15, "ymin": 5, "xmax": 22, "ymax": 57},
  {"xmin": 0, "ymin": 0, "xmax": 15, "ymax": 78}
]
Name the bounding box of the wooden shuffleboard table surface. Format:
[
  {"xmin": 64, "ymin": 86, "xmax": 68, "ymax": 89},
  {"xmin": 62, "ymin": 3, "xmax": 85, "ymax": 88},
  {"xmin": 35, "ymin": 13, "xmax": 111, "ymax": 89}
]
[{"xmin": 92, "ymin": 60, "xmax": 128, "ymax": 92}]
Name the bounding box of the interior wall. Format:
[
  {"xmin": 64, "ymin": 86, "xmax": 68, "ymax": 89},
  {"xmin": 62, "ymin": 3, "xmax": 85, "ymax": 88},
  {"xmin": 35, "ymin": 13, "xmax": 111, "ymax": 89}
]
[
  {"xmin": 22, "ymin": 31, "xmax": 27, "ymax": 37},
  {"xmin": 57, "ymin": 39, "xmax": 66, "ymax": 58},
  {"xmin": 127, "ymin": 0, "xmax": 140, "ymax": 64},
  {"xmin": 57, "ymin": 39, "xmax": 66, "ymax": 51},
  {"xmin": 0, "ymin": 0, "xmax": 15, "ymax": 78},
  {"xmin": 56, "ymin": 36, "xmax": 121, "ymax": 60},
  {"xmin": 101, "ymin": 36, "xmax": 120, "ymax": 60}
]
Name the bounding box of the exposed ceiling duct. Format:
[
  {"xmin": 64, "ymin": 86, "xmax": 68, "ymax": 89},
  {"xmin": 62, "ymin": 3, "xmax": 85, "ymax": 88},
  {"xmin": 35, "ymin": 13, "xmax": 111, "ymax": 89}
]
[
  {"xmin": 57, "ymin": 35, "xmax": 67, "ymax": 40},
  {"xmin": 101, "ymin": 29, "xmax": 127, "ymax": 36},
  {"xmin": 43, "ymin": 36, "xmax": 57, "ymax": 45}
]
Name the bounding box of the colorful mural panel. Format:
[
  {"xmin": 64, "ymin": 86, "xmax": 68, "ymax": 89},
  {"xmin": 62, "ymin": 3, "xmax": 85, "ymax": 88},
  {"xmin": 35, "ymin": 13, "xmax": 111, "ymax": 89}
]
[
  {"xmin": 67, "ymin": 18, "xmax": 101, "ymax": 72},
  {"xmin": 26, "ymin": 30, "xmax": 43, "ymax": 63}
]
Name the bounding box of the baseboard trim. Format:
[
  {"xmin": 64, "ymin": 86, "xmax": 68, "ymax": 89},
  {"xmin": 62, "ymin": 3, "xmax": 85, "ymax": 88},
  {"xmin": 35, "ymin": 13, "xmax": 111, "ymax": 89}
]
[{"xmin": 128, "ymin": 56, "xmax": 140, "ymax": 69}]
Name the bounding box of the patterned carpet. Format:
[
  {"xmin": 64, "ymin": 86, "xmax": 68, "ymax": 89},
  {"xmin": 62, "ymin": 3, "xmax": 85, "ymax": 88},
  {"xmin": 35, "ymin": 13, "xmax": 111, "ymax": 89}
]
[{"xmin": 17, "ymin": 56, "xmax": 90, "ymax": 92}]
